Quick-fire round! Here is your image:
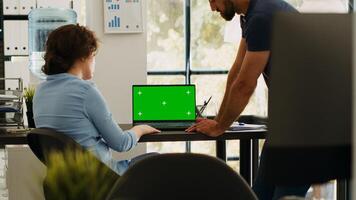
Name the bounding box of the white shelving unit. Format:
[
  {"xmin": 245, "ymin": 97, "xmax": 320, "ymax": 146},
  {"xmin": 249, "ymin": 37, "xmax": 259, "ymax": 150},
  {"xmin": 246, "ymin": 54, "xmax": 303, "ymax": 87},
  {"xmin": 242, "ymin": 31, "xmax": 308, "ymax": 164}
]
[{"xmin": 0, "ymin": 78, "xmax": 24, "ymax": 129}]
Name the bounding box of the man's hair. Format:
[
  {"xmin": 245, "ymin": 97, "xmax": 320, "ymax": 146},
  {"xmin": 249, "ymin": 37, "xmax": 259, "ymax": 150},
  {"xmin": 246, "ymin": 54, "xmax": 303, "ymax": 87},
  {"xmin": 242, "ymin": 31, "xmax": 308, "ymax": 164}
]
[{"xmin": 42, "ymin": 24, "xmax": 98, "ymax": 75}]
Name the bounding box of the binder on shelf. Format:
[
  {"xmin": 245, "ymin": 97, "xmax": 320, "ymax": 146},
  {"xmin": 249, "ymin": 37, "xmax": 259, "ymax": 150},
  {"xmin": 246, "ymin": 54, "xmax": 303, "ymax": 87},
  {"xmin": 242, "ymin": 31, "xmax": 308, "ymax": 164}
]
[
  {"xmin": 19, "ymin": 21, "xmax": 29, "ymax": 55},
  {"xmin": 3, "ymin": 0, "xmax": 19, "ymax": 15},
  {"xmin": 5, "ymin": 61, "xmax": 30, "ymax": 91},
  {"xmin": 4, "ymin": 21, "xmax": 28, "ymax": 56},
  {"xmin": 36, "ymin": 0, "xmax": 72, "ymax": 9},
  {"xmin": 4, "ymin": 21, "xmax": 15, "ymax": 56},
  {"xmin": 19, "ymin": 0, "xmax": 36, "ymax": 15}
]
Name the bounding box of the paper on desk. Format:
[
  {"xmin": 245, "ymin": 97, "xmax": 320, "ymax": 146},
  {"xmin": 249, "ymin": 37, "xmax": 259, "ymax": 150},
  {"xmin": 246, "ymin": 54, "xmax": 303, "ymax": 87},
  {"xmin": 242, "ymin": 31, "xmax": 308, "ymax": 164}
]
[{"xmin": 228, "ymin": 122, "xmax": 267, "ymax": 131}]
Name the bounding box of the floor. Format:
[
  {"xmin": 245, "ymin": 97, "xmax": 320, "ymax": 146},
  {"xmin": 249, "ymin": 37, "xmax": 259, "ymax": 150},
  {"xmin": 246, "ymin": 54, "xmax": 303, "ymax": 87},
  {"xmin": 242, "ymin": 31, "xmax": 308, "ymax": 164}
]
[{"xmin": 0, "ymin": 149, "xmax": 8, "ymax": 200}]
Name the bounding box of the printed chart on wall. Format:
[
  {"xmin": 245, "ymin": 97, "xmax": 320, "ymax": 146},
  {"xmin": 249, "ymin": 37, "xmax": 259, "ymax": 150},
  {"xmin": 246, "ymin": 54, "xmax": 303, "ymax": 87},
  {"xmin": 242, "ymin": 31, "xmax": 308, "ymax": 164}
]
[{"xmin": 103, "ymin": 0, "xmax": 143, "ymax": 33}]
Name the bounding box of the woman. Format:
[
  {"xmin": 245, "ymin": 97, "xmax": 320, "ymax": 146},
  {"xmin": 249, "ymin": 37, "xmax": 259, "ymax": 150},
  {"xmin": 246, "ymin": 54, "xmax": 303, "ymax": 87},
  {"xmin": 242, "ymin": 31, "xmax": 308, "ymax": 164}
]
[{"xmin": 33, "ymin": 24, "xmax": 160, "ymax": 175}]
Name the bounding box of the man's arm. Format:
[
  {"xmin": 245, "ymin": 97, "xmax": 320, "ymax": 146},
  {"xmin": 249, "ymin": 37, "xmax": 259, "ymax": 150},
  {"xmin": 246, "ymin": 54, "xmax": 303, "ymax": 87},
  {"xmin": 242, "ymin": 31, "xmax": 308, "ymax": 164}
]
[
  {"xmin": 216, "ymin": 50, "xmax": 270, "ymax": 132},
  {"xmin": 215, "ymin": 38, "xmax": 247, "ymax": 122},
  {"xmin": 187, "ymin": 50, "xmax": 270, "ymax": 136}
]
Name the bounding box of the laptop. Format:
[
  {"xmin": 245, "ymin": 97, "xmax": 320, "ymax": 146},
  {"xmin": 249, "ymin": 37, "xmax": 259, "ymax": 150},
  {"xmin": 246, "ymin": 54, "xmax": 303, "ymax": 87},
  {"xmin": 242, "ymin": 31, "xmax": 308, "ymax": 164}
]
[{"xmin": 132, "ymin": 85, "xmax": 196, "ymax": 130}]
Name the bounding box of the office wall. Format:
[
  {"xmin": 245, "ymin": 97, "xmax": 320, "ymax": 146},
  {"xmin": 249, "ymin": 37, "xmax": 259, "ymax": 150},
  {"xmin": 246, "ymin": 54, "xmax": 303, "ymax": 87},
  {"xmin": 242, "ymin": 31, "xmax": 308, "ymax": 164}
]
[
  {"xmin": 353, "ymin": 14, "xmax": 356, "ymax": 199},
  {"xmin": 86, "ymin": 0, "xmax": 147, "ymax": 158},
  {"xmin": 86, "ymin": 0, "xmax": 147, "ymax": 123}
]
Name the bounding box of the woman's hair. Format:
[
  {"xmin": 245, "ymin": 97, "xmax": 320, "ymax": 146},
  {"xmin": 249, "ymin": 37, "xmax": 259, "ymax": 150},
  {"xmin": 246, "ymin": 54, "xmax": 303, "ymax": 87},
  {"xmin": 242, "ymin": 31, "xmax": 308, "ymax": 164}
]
[{"xmin": 42, "ymin": 24, "xmax": 98, "ymax": 75}]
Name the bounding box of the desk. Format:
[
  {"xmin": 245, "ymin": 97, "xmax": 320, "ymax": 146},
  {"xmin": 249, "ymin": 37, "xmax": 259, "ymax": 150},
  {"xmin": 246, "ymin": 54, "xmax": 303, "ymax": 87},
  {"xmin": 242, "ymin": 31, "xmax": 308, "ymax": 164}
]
[
  {"xmin": 142, "ymin": 130, "xmax": 266, "ymax": 185},
  {"xmin": 124, "ymin": 124, "xmax": 266, "ymax": 185},
  {"xmin": 0, "ymin": 126, "xmax": 350, "ymax": 200},
  {"xmin": 0, "ymin": 125, "xmax": 266, "ymax": 186}
]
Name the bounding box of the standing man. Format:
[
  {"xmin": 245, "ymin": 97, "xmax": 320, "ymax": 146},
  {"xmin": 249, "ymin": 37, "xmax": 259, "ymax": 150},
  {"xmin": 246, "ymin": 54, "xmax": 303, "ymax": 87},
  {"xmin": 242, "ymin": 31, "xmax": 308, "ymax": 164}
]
[{"xmin": 186, "ymin": 0, "xmax": 310, "ymax": 199}]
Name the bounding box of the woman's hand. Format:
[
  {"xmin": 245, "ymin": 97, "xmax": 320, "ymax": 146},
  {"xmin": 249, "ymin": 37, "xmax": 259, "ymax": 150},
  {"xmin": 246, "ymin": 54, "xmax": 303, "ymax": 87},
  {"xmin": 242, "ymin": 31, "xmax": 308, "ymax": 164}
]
[{"xmin": 131, "ymin": 125, "xmax": 161, "ymax": 138}]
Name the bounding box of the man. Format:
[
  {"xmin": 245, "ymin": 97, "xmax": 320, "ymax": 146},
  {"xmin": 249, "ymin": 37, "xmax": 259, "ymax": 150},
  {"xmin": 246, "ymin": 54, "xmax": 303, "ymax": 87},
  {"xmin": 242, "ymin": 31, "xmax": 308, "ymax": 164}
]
[{"xmin": 186, "ymin": 0, "xmax": 310, "ymax": 199}]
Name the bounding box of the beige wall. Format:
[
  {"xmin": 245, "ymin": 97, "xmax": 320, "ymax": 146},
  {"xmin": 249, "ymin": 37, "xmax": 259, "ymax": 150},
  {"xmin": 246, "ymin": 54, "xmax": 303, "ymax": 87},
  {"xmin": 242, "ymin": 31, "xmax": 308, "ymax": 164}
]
[
  {"xmin": 86, "ymin": 0, "xmax": 147, "ymax": 124},
  {"xmin": 353, "ymin": 14, "xmax": 356, "ymax": 199},
  {"xmin": 86, "ymin": 0, "xmax": 147, "ymax": 159}
]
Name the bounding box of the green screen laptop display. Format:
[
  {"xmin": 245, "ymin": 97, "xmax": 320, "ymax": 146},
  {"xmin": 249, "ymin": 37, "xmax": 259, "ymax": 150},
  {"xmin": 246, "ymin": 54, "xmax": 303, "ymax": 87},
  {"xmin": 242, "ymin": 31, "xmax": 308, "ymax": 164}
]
[{"xmin": 133, "ymin": 85, "xmax": 196, "ymax": 121}]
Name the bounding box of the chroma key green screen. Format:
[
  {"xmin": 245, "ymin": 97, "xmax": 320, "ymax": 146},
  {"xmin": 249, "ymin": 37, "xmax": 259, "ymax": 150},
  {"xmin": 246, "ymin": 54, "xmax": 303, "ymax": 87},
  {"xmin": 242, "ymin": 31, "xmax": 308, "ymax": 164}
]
[{"xmin": 133, "ymin": 85, "xmax": 196, "ymax": 121}]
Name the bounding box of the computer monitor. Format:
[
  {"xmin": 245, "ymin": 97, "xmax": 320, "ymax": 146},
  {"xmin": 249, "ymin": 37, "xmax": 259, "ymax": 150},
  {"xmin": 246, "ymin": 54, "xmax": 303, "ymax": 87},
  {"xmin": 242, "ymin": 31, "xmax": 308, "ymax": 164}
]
[
  {"xmin": 266, "ymin": 13, "xmax": 351, "ymax": 185},
  {"xmin": 132, "ymin": 85, "xmax": 196, "ymax": 122}
]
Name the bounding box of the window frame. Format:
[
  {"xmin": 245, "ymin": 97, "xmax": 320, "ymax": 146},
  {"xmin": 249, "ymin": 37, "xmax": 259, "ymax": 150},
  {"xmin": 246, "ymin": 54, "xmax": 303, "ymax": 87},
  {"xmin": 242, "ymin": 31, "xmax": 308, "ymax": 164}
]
[{"xmin": 147, "ymin": 0, "xmax": 354, "ymax": 152}]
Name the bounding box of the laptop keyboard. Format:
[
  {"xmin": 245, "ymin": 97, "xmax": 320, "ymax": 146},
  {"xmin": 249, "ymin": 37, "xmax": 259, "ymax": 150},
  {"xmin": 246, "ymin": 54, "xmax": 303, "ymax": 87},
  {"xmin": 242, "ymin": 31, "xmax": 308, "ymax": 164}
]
[{"xmin": 138, "ymin": 122, "xmax": 195, "ymax": 130}]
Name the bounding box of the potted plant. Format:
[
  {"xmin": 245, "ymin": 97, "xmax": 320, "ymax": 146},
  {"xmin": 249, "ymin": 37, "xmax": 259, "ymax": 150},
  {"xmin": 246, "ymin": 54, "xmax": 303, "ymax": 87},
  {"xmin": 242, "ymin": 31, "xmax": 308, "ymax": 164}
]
[
  {"xmin": 44, "ymin": 150, "xmax": 118, "ymax": 200},
  {"xmin": 24, "ymin": 87, "xmax": 36, "ymax": 128}
]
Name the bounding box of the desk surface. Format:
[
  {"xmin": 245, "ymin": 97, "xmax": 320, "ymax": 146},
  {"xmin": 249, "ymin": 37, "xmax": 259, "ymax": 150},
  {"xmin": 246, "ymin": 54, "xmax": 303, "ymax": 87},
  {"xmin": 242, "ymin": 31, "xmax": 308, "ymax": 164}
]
[{"xmin": 0, "ymin": 124, "xmax": 267, "ymax": 145}]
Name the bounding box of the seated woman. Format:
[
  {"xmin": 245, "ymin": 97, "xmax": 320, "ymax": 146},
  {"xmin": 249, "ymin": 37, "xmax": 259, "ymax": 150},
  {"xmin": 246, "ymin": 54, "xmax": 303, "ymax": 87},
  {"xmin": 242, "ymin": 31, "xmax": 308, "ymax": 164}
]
[{"xmin": 33, "ymin": 24, "xmax": 160, "ymax": 175}]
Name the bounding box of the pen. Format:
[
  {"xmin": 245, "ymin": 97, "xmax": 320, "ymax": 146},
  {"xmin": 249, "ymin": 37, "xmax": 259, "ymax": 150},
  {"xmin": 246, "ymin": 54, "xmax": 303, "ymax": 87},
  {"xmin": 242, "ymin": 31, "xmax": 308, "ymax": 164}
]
[{"xmin": 199, "ymin": 96, "xmax": 212, "ymax": 114}]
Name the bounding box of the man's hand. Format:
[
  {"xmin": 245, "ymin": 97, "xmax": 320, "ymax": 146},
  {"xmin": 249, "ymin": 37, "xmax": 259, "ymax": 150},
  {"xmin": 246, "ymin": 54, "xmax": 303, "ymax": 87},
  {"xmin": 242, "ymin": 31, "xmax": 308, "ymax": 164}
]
[{"xmin": 185, "ymin": 118, "xmax": 225, "ymax": 137}]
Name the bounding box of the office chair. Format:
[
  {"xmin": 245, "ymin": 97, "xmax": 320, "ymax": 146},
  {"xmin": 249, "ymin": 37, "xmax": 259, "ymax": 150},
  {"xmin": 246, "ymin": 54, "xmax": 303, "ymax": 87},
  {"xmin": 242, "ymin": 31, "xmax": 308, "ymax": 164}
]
[
  {"xmin": 106, "ymin": 153, "xmax": 258, "ymax": 200},
  {"xmin": 27, "ymin": 128, "xmax": 82, "ymax": 165},
  {"xmin": 27, "ymin": 128, "xmax": 119, "ymax": 198}
]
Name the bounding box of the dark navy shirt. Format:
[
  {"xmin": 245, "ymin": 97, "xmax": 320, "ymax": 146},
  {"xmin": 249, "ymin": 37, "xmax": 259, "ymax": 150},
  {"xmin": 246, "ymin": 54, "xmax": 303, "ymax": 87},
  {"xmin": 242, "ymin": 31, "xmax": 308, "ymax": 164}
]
[{"xmin": 240, "ymin": 0, "xmax": 297, "ymax": 87}]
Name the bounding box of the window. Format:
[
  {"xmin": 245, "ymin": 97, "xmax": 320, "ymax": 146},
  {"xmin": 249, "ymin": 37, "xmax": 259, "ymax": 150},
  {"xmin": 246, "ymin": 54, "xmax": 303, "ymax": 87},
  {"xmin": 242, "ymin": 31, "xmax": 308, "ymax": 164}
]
[
  {"xmin": 147, "ymin": 0, "xmax": 184, "ymax": 71},
  {"xmin": 147, "ymin": 75, "xmax": 185, "ymax": 85},
  {"xmin": 286, "ymin": 0, "xmax": 349, "ymax": 13},
  {"xmin": 190, "ymin": 1, "xmax": 238, "ymax": 71},
  {"xmin": 147, "ymin": 0, "xmax": 352, "ymax": 189},
  {"xmin": 147, "ymin": 0, "xmax": 268, "ymax": 155}
]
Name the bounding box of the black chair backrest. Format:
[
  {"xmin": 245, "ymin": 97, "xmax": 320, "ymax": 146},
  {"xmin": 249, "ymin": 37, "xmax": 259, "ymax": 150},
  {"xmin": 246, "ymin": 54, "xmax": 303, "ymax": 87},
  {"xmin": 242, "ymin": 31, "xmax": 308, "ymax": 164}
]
[
  {"xmin": 27, "ymin": 128, "xmax": 119, "ymax": 199},
  {"xmin": 106, "ymin": 153, "xmax": 257, "ymax": 200},
  {"xmin": 27, "ymin": 128, "xmax": 88, "ymax": 165}
]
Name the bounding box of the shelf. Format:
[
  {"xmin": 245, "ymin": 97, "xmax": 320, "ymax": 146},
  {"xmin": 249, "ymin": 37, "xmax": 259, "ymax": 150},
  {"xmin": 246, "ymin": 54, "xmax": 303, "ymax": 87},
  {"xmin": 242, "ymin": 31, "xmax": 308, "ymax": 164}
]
[
  {"xmin": 0, "ymin": 90, "xmax": 23, "ymax": 98},
  {"xmin": 0, "ymin": 102, "xmax": 22, "ymax": 113},
  {"xmin": 0, "ymin": 78, "xmax": 23, "ymax": 128},
  {"xmin": 4, "ymin": 55, "xmax": 29, "ymax": 59},
  {"xmin": 0, "ymin": 113, "xmax": 23, "ymax": 125},
  {"xmin": 3, "ymin": 15, "xmax": 28, "ymax": 20}
]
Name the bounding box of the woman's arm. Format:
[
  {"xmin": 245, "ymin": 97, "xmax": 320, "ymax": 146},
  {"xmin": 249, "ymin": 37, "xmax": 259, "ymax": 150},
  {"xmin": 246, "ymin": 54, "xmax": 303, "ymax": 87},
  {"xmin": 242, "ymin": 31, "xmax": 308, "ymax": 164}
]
[{"xmin": 84, "ymin": 85, "xmax": 158, "ymax": 152}]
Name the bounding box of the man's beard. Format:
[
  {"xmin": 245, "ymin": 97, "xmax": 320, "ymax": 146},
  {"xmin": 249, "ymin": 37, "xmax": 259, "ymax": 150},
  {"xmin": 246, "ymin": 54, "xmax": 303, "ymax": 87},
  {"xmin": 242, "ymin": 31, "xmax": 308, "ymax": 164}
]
[{"xmin": 220, "ymin": 2, "xmax": 235, "ymax": 21}]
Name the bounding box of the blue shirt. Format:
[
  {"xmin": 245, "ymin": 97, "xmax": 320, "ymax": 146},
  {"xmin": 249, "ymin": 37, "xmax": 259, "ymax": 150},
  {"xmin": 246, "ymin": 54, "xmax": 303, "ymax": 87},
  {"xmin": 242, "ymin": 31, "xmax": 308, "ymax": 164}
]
[
  {"xmin": 240, "ymin": 0, "xmax": 297, "ymax": 86},
  {"xmin": 33, "ymin": 73, "xmax": 137, "ymax": 175}
]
